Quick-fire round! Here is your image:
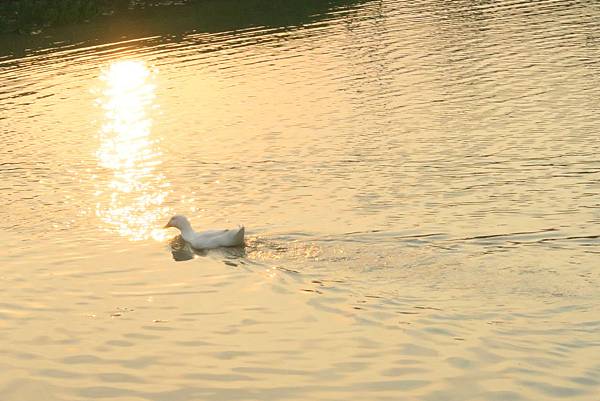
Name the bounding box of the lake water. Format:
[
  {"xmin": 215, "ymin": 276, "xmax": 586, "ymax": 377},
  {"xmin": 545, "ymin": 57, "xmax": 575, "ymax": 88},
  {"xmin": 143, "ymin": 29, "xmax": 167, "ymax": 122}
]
[{"xmin": 1, "ymin": 0, "xmax": 599, "ymax": 399}]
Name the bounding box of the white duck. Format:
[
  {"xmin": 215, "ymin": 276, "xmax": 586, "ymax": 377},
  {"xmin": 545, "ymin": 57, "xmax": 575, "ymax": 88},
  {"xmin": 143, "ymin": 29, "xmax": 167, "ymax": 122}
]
[{"xmin": 163, "ymin": 215, "xmax": 245, "ymax": 249}]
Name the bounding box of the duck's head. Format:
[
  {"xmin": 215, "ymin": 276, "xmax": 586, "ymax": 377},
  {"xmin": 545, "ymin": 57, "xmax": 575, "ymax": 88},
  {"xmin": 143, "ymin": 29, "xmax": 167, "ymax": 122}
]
[{"xmin": 163, "ymin": 215, "xmax": 191, "ymax": 230}]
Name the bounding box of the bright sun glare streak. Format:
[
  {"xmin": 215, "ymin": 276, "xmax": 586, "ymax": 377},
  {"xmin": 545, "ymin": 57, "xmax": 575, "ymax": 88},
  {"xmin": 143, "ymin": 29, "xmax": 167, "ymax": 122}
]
[{"xmin": 95, "ymin": 60, "xmax": 170, "ymax": 241}]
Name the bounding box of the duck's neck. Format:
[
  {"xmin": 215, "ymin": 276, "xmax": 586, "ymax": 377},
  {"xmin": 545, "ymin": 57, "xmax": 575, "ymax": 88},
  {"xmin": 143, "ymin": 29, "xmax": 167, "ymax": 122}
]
[{"xmin": 178, "ymin": 221, "xmax": 195, "ymax": 240}]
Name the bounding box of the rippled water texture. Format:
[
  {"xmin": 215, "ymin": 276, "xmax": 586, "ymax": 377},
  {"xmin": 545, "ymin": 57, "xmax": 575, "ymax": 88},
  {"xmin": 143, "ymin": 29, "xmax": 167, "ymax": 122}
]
[{"xmin": 1, "ymin": 0, "xmax": 600, "ymax": 400}]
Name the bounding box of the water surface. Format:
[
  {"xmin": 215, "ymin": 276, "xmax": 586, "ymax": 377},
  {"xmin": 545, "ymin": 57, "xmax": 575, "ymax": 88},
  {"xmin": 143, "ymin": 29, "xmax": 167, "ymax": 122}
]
[{"xmin": 1, "ymin": 0, "xmax": 599, "ymax": 400}]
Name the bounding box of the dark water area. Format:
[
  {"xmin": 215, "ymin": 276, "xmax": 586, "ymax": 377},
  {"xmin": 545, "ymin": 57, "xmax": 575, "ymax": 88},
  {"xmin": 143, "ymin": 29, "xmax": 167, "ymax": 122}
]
[
  {"xmin": 1, "ymin": 0, "xmax": 600, "ymax": 400},
  {"xmin": 0, "ymin": 0, "xmax": 365, "ymax": 57}
]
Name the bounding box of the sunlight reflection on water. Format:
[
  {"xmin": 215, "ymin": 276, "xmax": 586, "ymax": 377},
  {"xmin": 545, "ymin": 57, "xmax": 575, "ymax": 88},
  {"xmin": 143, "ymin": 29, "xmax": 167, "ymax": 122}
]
[{"xmin": 94, "ymin": 60, "xmax": 171, "ymax": 241}]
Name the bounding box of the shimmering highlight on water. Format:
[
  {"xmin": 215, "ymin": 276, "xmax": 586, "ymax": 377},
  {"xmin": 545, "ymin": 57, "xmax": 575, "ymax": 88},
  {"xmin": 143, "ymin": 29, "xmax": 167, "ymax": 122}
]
[{"xmin": 94, "ymin": 60, "xmax": 171, "ymax": 241}]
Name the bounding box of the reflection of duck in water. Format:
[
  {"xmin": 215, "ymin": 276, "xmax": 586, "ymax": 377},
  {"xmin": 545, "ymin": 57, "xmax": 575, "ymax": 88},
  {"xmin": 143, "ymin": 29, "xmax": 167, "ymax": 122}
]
[
  {"xmin": 164, "ymin": 215, "xmax": 245, "ymax": 249},
  {"xmin": 168, "ymin": 235, "xmax": 204, "ymax": 261},
  {"xmin": 168, "ymin": 235, "xmax": 246, "ymax": 262}
]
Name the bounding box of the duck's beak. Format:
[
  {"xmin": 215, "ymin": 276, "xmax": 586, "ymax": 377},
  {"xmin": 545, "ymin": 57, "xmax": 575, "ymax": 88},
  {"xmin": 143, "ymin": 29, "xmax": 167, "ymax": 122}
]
[{"xmin": 163, "ymin": 222, "xmax": 171, "ymax": 229}]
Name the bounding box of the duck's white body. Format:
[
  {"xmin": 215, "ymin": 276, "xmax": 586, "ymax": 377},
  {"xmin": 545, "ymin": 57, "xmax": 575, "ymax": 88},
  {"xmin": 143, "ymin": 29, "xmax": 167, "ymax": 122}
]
[{"xmin": 164, "ymin": 215, "xmax": 244, "ymax": 249}]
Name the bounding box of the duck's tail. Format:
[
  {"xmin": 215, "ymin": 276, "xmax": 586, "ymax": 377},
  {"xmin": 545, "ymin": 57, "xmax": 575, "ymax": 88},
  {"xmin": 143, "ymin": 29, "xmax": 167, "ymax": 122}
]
[{"xmin": 234, "ymin": 225, "xmax": 245, "ymax": 246}]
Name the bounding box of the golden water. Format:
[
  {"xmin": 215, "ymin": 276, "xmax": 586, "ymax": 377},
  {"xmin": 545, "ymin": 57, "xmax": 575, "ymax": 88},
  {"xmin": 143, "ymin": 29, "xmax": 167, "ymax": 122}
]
[{"xmin": 1, "ymin": 1, "xmax": 599, "ymax": 400}]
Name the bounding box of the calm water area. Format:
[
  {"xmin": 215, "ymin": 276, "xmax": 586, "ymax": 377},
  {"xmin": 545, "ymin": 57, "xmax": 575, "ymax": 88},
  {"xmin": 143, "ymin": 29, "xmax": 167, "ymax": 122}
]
[{"xmin": 1, "ymin": 0, "xmax": 599, "ymax": 399}]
